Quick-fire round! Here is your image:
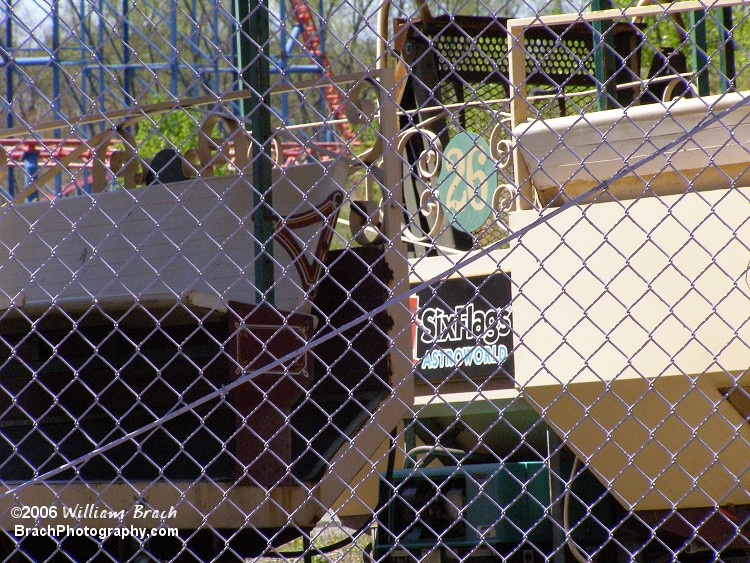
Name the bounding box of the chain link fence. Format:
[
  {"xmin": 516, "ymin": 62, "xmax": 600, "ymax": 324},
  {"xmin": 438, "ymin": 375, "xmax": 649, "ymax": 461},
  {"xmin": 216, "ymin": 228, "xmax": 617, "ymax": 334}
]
[{"xmin": 1, "ymin": 0, "xmax": 750, "ymax": 561}]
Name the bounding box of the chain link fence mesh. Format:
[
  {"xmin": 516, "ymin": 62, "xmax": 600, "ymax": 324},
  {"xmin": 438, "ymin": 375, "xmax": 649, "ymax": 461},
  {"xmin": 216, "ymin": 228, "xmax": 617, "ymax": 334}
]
[{"xmin": 1, "ymin": 0, "xmax": 750, "ymax": 561}]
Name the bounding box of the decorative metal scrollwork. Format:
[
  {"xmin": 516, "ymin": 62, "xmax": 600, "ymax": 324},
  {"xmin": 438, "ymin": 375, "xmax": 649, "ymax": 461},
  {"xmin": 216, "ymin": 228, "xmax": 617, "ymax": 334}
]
[
  {"xmin": 489, "ymin": 114, "xmax": 518, "ymax": 217},
  {"xmin": 490, "ymin": 114, "xmax": 514, "ymax": 171},
  {"xmin": 98, "ymin": 126, "xmax": 142, "ymax": 191},
  {"xmin": 198, "ymin": 114, "xmax": 251, "ymax": 176},
  {"xmin": 394, "ymin": 109, "xmax": 518, "ymax": 248},
  {"xmin": 395, "ymin": 126, "xmax": 446, "ymax": 245},
  {"xmin": 96, "ymin": 111, "xmax": 257, "ymax": 192}
]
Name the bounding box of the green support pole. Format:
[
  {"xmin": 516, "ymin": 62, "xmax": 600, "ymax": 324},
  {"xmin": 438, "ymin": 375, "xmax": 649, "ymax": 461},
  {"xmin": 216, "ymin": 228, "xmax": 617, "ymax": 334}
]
[
  {"xmin": 592, "ymin": 0, "xmax": 617, "ymax": 111},
  {"xmin": 234, "ymin": 0, "xmax": 275, "ymax": 305},
  {"xmin": 687, "ymin": 9, "xmax": 710, "ymax": 97}
]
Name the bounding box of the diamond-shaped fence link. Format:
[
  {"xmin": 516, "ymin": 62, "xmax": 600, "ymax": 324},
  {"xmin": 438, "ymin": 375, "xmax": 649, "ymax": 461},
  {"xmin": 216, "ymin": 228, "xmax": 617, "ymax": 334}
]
[{"xmin": 1, "ymin": 0, "xmax": 750, "ymax": 561}]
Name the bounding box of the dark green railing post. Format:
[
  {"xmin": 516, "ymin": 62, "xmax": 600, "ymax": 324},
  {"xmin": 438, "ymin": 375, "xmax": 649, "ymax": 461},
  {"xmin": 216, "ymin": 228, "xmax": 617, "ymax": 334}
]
[
  {"xmin": 592, "ymin": 0, "xmax": 617, "ymax": 111},
  {"xmin": 718, "ymin": 7, "xmax": 736, "ymax": 92},
  {"xmin": 687, "ymin": 9, "xmax": 710, "ymax": 97},
  {"xmin": 234, "ymin": 0, "xmax": 274, "ymax": 305}
]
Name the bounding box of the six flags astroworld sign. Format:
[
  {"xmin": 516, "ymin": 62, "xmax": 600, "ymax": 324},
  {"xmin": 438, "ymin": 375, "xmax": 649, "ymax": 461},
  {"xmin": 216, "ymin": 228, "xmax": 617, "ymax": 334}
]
[{"xmin": 411, "ymin": 274, "xmax": 514, "ymax": 381}]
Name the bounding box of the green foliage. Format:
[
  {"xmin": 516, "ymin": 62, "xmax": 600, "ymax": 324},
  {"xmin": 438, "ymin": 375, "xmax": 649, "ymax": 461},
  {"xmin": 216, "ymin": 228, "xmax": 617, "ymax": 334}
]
[
  {"xmin": 134, "ymin": 105, "xmax": 201, "ymax": 160},
  {"xmin": 610, "ymin": 0, "xmax": 749, "ymax": 93},
  {"xmin": 730, "ymin": 8, "xmax": 750, "ymax": 91}
]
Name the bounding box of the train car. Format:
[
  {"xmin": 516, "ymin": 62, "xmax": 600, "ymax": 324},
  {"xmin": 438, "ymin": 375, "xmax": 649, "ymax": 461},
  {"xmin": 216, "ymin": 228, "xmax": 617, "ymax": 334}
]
[
  {"xmin": 372, "ymin": 1, "xmax": 750, "ymax": 561},
  {"xmin": 0, "ymin": 70, "xmax": 414, "ymax": 560}
]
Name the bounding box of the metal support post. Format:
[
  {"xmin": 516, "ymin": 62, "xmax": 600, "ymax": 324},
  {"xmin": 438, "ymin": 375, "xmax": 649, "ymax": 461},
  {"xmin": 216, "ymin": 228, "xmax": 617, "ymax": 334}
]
[
  {"xmin": 687, "ymin": 9, "xmax": 710, "ymax": 96},
  {"xmin": 234, "ymin": 0, "xmax": 274, "ymax": 305},
  {"xmin": 592, "ymin": 0, "xmax": 617, "ymax": 111},
  {"xmin": 718, "ymin": 7, "xmax": 736, "ymax": 92}
]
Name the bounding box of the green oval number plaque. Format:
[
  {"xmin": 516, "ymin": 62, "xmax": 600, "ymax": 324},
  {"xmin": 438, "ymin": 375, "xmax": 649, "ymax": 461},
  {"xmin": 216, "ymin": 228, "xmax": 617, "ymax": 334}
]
[{"xmin": 437, "ymin": 132, "xmax": 497, "ymax": 233}]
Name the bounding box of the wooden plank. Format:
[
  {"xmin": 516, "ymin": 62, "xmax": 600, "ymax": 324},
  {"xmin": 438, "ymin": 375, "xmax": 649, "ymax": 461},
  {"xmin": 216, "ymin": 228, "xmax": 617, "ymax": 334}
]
[
  {"xmin": 0, "ymin": 71, "xmax": 385, "ymax": 141},
  {"xmin": 506, "ymin": 0, "xmax": 748, "ymax": 209},
  {"xmin": 507, "ymin": 21, "xmax": 534, "ymax": 210},
  {"xmin": 514, "ymin": 90, "xmax": 750, "ymax": 203},
  {"xmin": 0, "ymin": 161, "xmax": 347, "ymax": 314},
  {"xmin": 228, "ymin": 303, "xmax": 314, "ymax": 487},
  {"xmin": 11, "ymin": 130, "xmax": 113, "ymax": 203},
  {"xmin": 318, "ymin": 68, "xmax": 414, "ymax": 507},
  {"xmin": 507, "ymin": 0, "xmax": 747, "ymax": 29}
]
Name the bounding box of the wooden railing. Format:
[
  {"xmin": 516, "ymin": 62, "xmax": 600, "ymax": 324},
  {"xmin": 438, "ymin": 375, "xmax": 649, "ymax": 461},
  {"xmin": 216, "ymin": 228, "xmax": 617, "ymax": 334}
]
[
  {"xmin": 0, "ymin": 71, "xmax": 383, "ymax": 204},
  {"xmin": 507, "ymin": 0, "xmax": 748, "ymax": 209}
]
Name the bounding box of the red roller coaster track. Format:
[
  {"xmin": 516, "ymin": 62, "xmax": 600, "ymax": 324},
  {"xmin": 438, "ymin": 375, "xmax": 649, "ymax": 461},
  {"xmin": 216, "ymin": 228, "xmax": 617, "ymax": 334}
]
[
  {"xmin": 290, "ymin": 0, "xmax": 354, "ymax": 140},
  {"xmin": 0, "ymin": 139, "xmax": 98, "ymax": 165},
  {"xmin": 0, "ymin": 1, "xmax": 352, "ymax": 195}
]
